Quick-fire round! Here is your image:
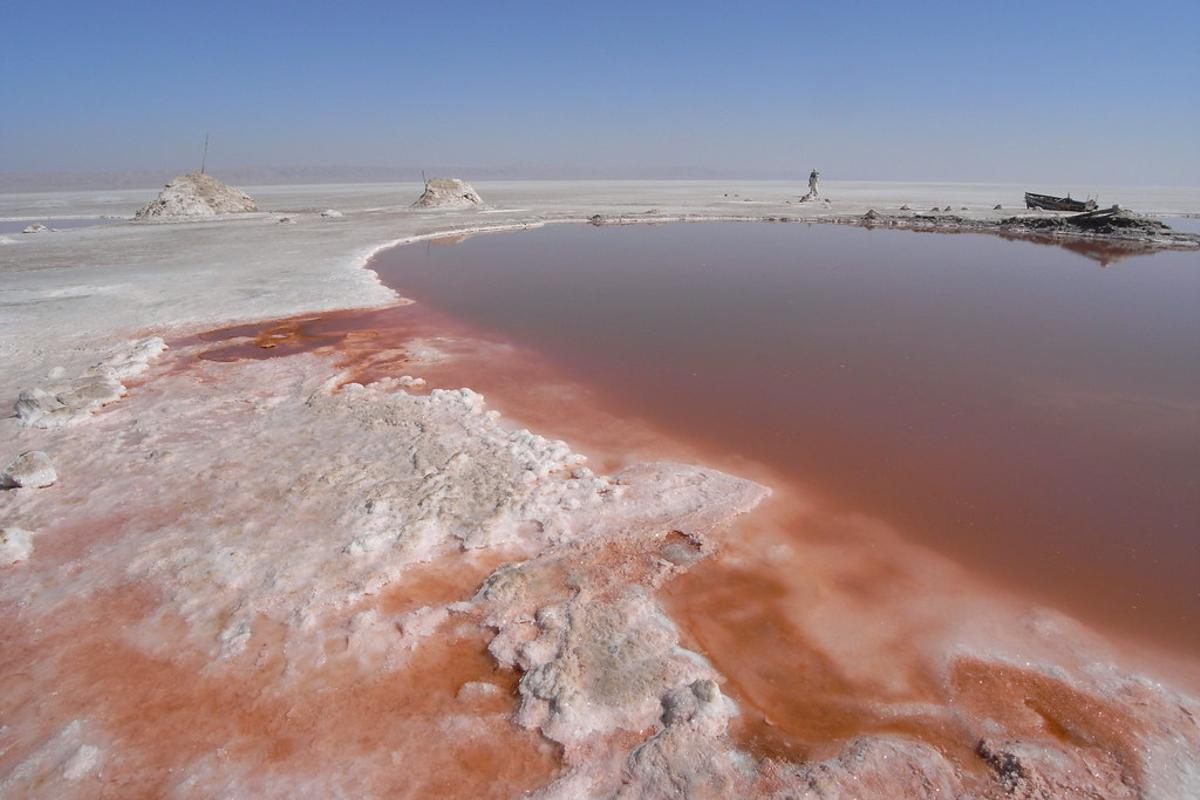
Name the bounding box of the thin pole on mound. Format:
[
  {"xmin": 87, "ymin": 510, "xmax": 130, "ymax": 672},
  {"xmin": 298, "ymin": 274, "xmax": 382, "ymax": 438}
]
[
  {"xmin": 421, "ymin": 169, "xmax": 427, "ymax": 188},
  {"xmin": 201, "ymin": 133, "xmax": 209, "ymax": 174}
]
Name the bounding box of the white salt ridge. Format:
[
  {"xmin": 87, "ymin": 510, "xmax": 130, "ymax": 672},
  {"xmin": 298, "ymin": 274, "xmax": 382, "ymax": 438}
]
[{"xmin": 14, "ymin": 337, "xmax": 166, "ymax": 427}]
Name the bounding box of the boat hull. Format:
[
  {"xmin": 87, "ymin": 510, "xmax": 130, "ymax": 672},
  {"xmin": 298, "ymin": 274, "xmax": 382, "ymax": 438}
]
[{"xmin": 1025, "ymin": 192, "xmax": 1098, "ymax": 212}]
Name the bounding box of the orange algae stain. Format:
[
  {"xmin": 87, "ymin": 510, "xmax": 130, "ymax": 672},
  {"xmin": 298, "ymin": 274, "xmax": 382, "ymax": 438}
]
[
  {"xmin": 171, "ymin": 303, "xmax": 462, "ymax": 388},
  {"xmin": 662, "ymin": 552, "xmax": 961, "ymax": 763},
  {"xmin": 663, "ymin": 516, "xmax": 1155, "ymax": 783},
  {"xmin": 173, "ymin": 300, "xmax": 689, "ymax": 474},
  {"xmin": 148, "ymin": 242, "xmax": 1191, "ymax": 792},
  {"xmin": 377, "ymin": 549, "xmax": 520, "ymax": 616},
  {"xmin": 1, "ymin": 583, "xmax": 559, "ymax": 797},
  {"xmin": 948, "ymin": 657, "xmax": 1147, "ymax": 781},
  {"xmin": 657, "ymin": 492, "xmax": 1020, "ymax": 769}
]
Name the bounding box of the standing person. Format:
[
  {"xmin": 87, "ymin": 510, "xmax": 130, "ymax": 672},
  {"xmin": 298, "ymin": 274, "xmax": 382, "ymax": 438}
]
[{"xmin": 808, "ymin": 168, "xmax": 820, "ymax": 197}]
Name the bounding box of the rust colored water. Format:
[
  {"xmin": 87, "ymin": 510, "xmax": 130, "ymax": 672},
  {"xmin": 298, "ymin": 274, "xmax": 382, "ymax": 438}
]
[
  {"xmin": 171, "ymin": 222, "xmax": 1200, "ymax": 778},
  {"xmin": 363, "ymin": 223, "xmax": 1200, "ymax": 654}
]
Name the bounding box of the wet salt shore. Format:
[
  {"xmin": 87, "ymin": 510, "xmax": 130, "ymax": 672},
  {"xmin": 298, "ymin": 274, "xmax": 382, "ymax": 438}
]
[
  {"xmin": 370, "ymin": 223, "xmax": 1200, "ymax": 654},
  {"xmin": 0, "ymin": 217, "xmax": 119, "ymax": 235},
  {"xmin": 2, "ymin": 182, "xmax": 1199, "ymax": 798}
]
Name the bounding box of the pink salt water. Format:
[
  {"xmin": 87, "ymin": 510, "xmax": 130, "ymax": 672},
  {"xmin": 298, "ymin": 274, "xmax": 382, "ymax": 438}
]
[
  {"xmin": 368, "ymin": 223, "xmax": 1200, "ymax": 655},
  {"xmin": 175, "ymin": 221, "xmax": 1199, "ymax": 784}
]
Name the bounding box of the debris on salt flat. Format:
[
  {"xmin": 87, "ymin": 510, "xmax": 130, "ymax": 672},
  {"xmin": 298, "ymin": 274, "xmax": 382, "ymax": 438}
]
[
  {"xmin": 14, "ymin": 336, "xmax": 166, "ymax": 427},
  {"xmin": 134, "ymin": 171, "xmax": 257, "ymax": 220},
  {"xmin": 0, "ymin": 527, "xmax": 35, "ymax": 564},
  {"xmin": 1, "ymin": 451, "xmax": 57, "ymax": 489},
  {"xmin": 837, "ymin": 205, "xmax": 1200, "ymax": 253},
  {"xmin": 22, "ymin": 223, "xmax": 49, "ymax": 234},
  {"xmin": 412, "ymin": 177, "xmax": 484, "ymax": 209},
  {"xmin": 320, "ymin": 209, "xmax": 344, "ymax": 218}
]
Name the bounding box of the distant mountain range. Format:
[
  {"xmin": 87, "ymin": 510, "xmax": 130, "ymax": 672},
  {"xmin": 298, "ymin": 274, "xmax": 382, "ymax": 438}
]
[{"xmin": 0, "ymin": 165, "xmax": 790, "ymax": 193}]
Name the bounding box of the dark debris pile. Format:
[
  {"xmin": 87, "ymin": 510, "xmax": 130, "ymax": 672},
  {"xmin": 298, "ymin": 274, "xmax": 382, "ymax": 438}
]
[{"xmin": 1003, "ymin": 206, "xmax": 1178, "ymax": 236}]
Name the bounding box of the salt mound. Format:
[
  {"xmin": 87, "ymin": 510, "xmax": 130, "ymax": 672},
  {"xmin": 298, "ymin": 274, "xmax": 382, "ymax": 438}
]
[
  {"xmin": 134, "ymin": 171, "xmax": 257, "ymax": 219},
  {"xmin": 412, "ymin": 177, "xmax": 484, "ymax": 209}
]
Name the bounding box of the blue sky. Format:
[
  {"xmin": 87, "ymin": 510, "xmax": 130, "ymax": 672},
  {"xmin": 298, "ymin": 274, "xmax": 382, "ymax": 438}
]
[{"xmin": 2, "ymin": 0, "xmax": 1197, "ymax": 183}]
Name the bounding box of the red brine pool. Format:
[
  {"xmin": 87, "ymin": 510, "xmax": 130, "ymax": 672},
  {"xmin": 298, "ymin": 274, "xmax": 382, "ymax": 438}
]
[{"xmin": 367, "ymin": 222, "xmax": 1200, "ymax": 655}]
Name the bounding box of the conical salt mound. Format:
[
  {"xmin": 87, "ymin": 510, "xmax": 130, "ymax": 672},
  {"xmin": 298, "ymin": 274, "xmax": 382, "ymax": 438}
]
[
  {"xmin": 135, "ymin": 171, "xmax": 258, "ymax": 219},
  {"xmin": 411, "ymin": 177, "xmax": 484, "ymax": 209}
]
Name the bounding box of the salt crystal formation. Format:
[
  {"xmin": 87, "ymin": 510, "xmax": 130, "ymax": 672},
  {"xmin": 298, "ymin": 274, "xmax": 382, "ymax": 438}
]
[
  {"xmin": 134, "ymin": 171, "xmax": 257, "ymax": 219},
  {"xmin": 412, "ymin": 177, "xmax": 485, "ymax": 209},
  {"xmin": 1, "ymin": 451, "xmax": 57, "ymax": 489},
  {"xmin": 14, "ymin": 337, "xmax": 166, "ymax": 427},
  {"xmin": 0, "ymin": 527, "xmax": 34, "ymax": 563},
  {"xmin": 2, "ymin": 332, "xmax": 1197, "ymax": 799}
]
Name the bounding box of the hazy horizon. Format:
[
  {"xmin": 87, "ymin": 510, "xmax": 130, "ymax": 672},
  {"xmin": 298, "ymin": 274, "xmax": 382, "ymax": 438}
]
[
  {"xmin": 5, "ymin": 165, "xmax": 1200, "ymax": 196},
  {"xmin": 2, "ymin": 1, "xmax": 1198, "ymax": 187}
]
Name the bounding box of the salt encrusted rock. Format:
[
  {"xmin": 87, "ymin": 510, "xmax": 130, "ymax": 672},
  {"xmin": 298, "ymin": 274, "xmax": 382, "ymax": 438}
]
[
  {"xmin": 975, "ymin": 738, "xmax": 1135, "ymax": 799},
  {"xmin": 0, "ymin": 528, "xmax": 34, "ymax": 564},
  {"xmin": 474, "ymin": 460, "xmax": 768, "ymax": 797},
  {"xmin": 513, "ymin": 592, "xmax": 708, "ymax": 743},
  {"xmin": 614, "ymin": 679, "xmax": 746, "ymax": 799},
  {"xmin": 14, "ymin": 337, "xmax": 167, "ymax": 427},
  {"xmin": 21, "ymin": 223, "xmax": 48, "ymax": 234},
  {"xmin": 320, "ymin": 209, "xmax": 344, "ymax": 218},
  {"xmin": 412, "ymin": 177, "xmax": 484, "ymax": 209},
  {"xmin": 134, "ymin": 171, "xmax": 257, "ymax": 219},
  {"xmin": 1, "ymin": 451, "xmax": 57, "ymax": 488},
  {"xmin": 756, "ymin": 736, "xmax": 963, "ymax": 798},
  {"xmin": 900, "ymin": 204, "xmax": 912, "ymax": 210}
]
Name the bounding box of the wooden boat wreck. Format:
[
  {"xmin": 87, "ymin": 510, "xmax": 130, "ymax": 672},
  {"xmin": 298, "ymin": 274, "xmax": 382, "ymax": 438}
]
[{"xmin": 1025, "ymin": 192, "xmax": 1098, "ymax": 212}]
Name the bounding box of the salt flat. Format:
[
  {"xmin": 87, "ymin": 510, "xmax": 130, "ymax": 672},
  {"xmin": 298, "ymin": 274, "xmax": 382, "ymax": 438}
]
[
  {"xmin": 1, "ymin": 180, "xmax": 1198, "ymax": 798},
  {"xmin": 4, "ymin": 179, "xmax": 1198, "ymax": 396}
]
